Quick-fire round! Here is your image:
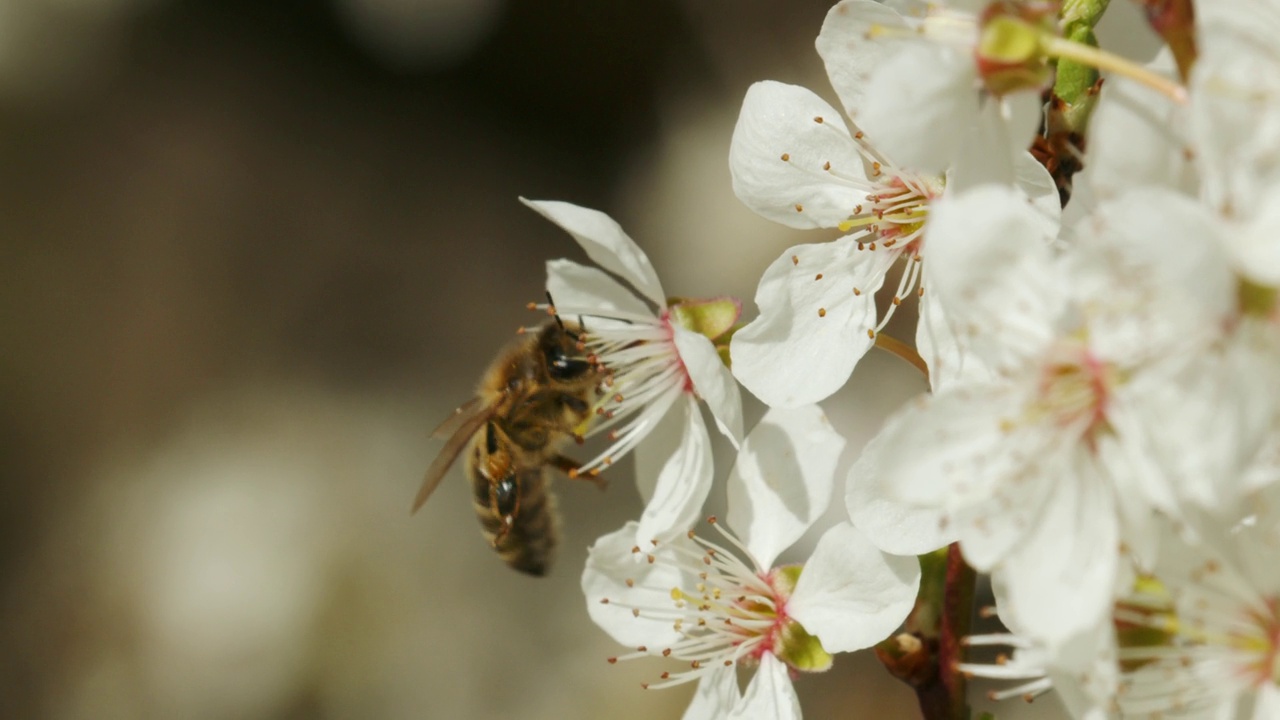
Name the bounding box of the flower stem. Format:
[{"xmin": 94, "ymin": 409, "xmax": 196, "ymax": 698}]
[
  {"xmin": 938, "ymin": 543, "xmax": 976, "ymax": 720},
  {"xmin": 874, "ymin": 332, "xmax": 928, "ymax": 379},
  {"xmin": 1040, "ymin": 34, "xmax": 1187, "ymax": 103},
  {"xmin": 875, "ymin": 544, "xmax": 976, "ymax": 720}
]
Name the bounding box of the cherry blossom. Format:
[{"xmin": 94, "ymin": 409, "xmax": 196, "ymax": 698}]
[
  {"xmin": 582, "ymin": 406, "xmax": 919, "ymax": 719},
  {"xmin": 524, "ymin": 199, "xmax": 744, "ymax": 548}
]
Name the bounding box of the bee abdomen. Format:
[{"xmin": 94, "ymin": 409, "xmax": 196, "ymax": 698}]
[{"xmin": 473, "ymin": 470, "xmax": 560, "ymax": 576}]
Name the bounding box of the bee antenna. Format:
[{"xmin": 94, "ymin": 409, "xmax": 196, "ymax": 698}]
[{"xmin": 545, "ymin": 290, "xmax": 567, "ymax": 332}]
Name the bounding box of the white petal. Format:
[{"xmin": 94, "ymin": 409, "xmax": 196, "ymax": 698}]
[
  {"xmin": 787, "ymin": 523, "xmax": 920, "ymax": 654},
  {"xmin": 1084, "ymin": 52, "xmax": 1194, "ymax": 202},
  {"xmin": 1191, "ymin": 38, "xmax": 1280, "ymax": 212},
  {"xmin": 817, "ymin": 0, "xmax": 914, "ymax": 124},
  {"xmin": 854, "ymin": 42, "xmax": 979, "ymax": 175},
  {"xmin": 913, "ymin": 274, "xmax": 996, "ymax": 393},
  {"xmin": 631, "ymin": 389, "xmax": 684, "ymax": 504},
  {"xmin": 522, "ymin": 198, "xmax": 666, "ymax": 306},
  {"xmin": 672, "ymin": 325, "xmax": 744, "ymax": 448},
  {"xmin": 1012, "ymin": 150, "xmax": 1062, "ymax": 234},
  {"xmin": 948, "ymin": 96, "xmax": 1019, "ymax": 191},
  {"xmin": 731, "ymin": 238, "xmax": 899, "ymax": 408},
  {"xmin": 999, "ymin": 92, "xmax": 1045, "ymax": 166},
  {"xmin": 728, "ymin": 654, "xmax": 801, "ymax": 720},
  {"xmin": 635, "ymin": 396, "xmax": 714, "ymax": 547},
  {"xmin": 546, "ymin": 259, "xmax": 655, "ymax": 322},
  {"xmin": 863, "ymin": 382, "xmax": 1059, "ymax": 570},
  {"xmin": 1234, "ymin": 184, "xmax": 1280, "ymax": 286},
  {"xmin": 924, "ymin": 184, "xmax": 1062, "ymax": 373},
  {"xmin": 1071, "ymin": 188, "xmax": 1233, "ymax": 364},
  {"xmin": 582, "ymin": 522, "xmax": 687, "ymax": 648},
  {"xmin": 681, "ymin": 666, "xmax": 739, "ymax": 720},
  {"xmin": 726, "ymin": 405, "xmax": 847, "ymax": 569},
  {"xmin": 730, "ymin": 81, "xmax": 871, "ymax": 229},
  {"xmin": 847, "ymin": 418, "xmax": 956, "ymax": 556},
  {"xmin": 996, "ymin": 451, "xmax": 1120, "ymax": 649}
]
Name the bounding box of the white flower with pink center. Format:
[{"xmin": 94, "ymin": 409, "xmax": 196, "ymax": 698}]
[
  {"xmin": 1111, "ymin": 509, "xmax": 1280, "ymax": 718},
  {"xmin": 523, "ymin": 199, "xmax": 745, "ymax": 549},
  {"xmin": 582, "ymin": 406, "xmax": 920, "ymax": 720},
  {"xmin": 727, "ymin": 77, "xmax": 1059, "ymax": 407},
  {"xmin": 847, "ymin": 184, "xmax": 1238, "ymax": 649}
]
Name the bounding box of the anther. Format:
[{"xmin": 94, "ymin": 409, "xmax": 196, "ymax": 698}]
[
  {"xmin": 780, "ymin": 153, "xmax": 790, "ymax": 161},
  {"xmin": 608, "ymin": 657, "xmax": 618, "ymax": 664},
  {"xmin": 632, "ymin": 609, "xmax": 641, "ymax": 617},
  {"xmin": 663, "ymin": 648, "xmax": 672, "ymax": 657},
  {"xmin": 794, "ymin": 203, "xmax": 804, "ymax": 212},
  {"xmin": 818, "ymin": 308, "xmax": 827, "ymax": 317},
  {"xmin": 791, "ymin": 255, "xmax": 799, "ymax": 265},
  {"xmin": 600, "ymin": 598, "xmax": 610, "ymax": 604},
  {"xmin": 867, "ymin": 329, "xmax": 876, "ymax": 339},
  {"xmin": 626, "ymin": 578, "xmax": 635, "ymax": 587},
  {"xmin": 892, "ymin": 296, "xmax": 901, "ymax": 306},
  {"xmin": 814, "ymin": 273, "xmax": 823, "ymax": 281},
  {"xmin": 823, "ymin": 161, "xmax": 831, "ymax": 171},
  {"xmin": 813, "ymin": 116, "xmax": 824, "ymax": 124},
  {"xmin": 853, "ymin": 287, "xmax": 862, "ymax": 295},
  {"xmin": 526, "ymin": 301, "xmax": 537, "ymax": 310}
]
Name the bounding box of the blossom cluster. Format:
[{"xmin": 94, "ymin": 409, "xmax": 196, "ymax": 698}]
[{"xmin": 519, "ymin": 1, "xmax": 1280, "ymax": 717}]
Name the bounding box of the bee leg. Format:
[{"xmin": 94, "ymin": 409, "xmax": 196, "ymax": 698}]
[
  {"xmin": 492, "ymin": 515, "xmax": 514, "ymax": 547},
  {"xmin": 553, "ymin": 455, "xmax": 608, "ymax": 491},
  {"xmin": 559, "ymin": 393, "xmax": 589, "ymax": 415}
]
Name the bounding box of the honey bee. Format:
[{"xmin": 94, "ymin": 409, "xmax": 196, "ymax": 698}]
[{"xmin": 413, "ymin": 313, "xmax": 605, "ymax": 576}]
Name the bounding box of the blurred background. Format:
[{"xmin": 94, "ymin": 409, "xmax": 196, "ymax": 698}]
[{"xmin": 0, "ymin": 1, "xmax": 1157, "ymax": 718}]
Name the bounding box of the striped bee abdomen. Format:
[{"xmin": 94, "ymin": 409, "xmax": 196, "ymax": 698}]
[{"xmin": 471, "ymin": 466, "xmax": 560, "ymax": 577}]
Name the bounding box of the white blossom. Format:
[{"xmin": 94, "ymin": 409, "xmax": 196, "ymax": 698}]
[
  {"xmin": 728, "ymin": 76, "xmax": 1058, "ymax": 406},
  {"xmin": 524, "ymin": 199, "xmax": 745, "ymax": 548},
  {"xmin": 848, "ymin": 183, "xmax": 1237, "ymax": 649},
  {"xmin": 582, "ymin": 406, "xmax": 919, "ymax": 719}
]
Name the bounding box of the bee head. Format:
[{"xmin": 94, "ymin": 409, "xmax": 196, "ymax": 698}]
[{"xmin": 541, "ymin": 292, "xmax": 593, "ymax": 381}]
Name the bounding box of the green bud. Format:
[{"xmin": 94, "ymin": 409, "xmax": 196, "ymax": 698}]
[
  {"xmin": 667, "ymin": 297, "xmax": 742, "ymax": 342},
  {"xmin": 1239, "ymin": 279, "xmax": 1279, "ymax": 318},
  {"xmin": 979, "ymin": 16, "xmax": 1043, "ymax": 65},
  {"xmin": 776, "ymin": 619, "xmax": 833, "ymax": 673}
]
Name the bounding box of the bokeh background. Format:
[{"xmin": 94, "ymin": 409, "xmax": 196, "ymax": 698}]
[{"xmin": 0, "ymin": 1, "xmax": 1159, "ymax": 718}]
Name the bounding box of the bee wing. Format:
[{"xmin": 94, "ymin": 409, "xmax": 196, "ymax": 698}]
[
  {"xmin": 430, "ymin": 397, "xmax": 485, "ymax": 439},
  {"xmin": 413, "ymin": 401, "xmax": 494, "ymax": 515}
]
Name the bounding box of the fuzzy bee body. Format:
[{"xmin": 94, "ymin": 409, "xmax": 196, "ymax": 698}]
[{"xmin": 415, "ymin": 319, "xmax": 602, "ymax": 576}]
